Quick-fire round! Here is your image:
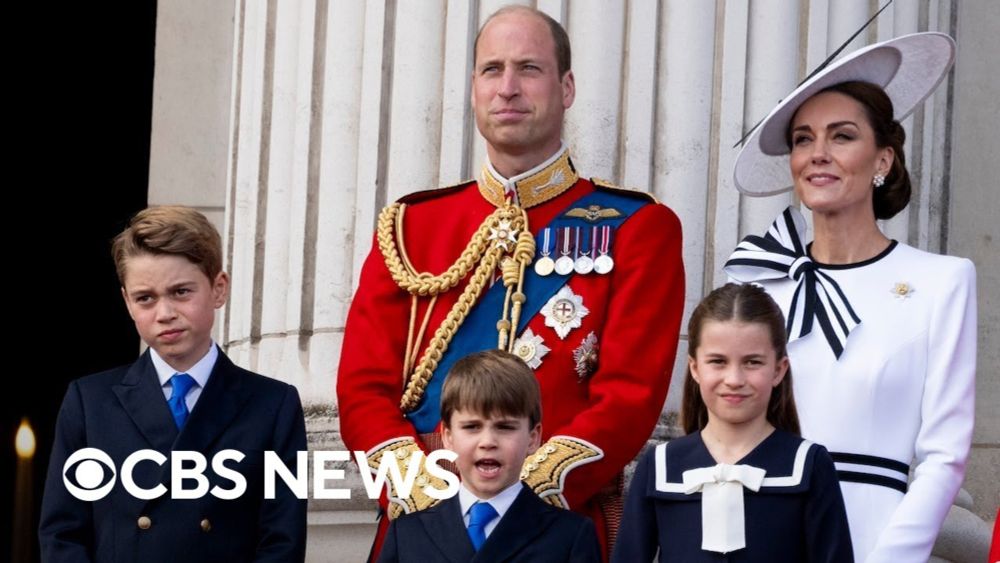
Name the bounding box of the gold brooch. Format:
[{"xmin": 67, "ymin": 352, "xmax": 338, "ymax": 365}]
[{"xmin": 890, "ymin": 282, "xmax": 914, "ymax": 299}]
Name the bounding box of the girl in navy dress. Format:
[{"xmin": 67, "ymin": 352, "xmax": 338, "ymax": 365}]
[{"xmin": 612, "ymin": 283, "xmax": 853, "ymax": 562}]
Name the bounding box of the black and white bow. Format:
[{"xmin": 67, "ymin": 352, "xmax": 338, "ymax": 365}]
[{"xmin": 724, "ymin": 207, "xmax": 860, "ymax": 359}]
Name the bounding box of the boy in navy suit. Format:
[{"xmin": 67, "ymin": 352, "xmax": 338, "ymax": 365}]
[
  {"xmin": 378, "ymin": 349, "xmax": 601, "ymax": 562},
  {"xmin": 39, "ymin": 206, "xmax": 307, "ymax": 562}
]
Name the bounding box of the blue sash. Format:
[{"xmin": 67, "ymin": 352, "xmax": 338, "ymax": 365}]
[{"xmin": 407, "ymin": 187, "xmax": 649, "ymax": 432}]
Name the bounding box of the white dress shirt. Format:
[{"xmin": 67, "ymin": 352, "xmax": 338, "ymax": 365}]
[{"xmin": 150, "ymin": 343, "xmax": 218, "ymax": 411}]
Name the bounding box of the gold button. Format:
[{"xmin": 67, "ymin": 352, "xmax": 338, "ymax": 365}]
[
  {"xmin": 137, "ymin": 516, "xmax": 152, "ymax": 530},
  {"xmin": 200, "ymin": 518, "xmax": 212, "ymax": 532},
  {"xmin": 395, "ymin": 449, "xmax": 408, "ymax": 460},
  {"xmin": 534, "ymin": 453, "xmax": 548, "ymax": 463}
]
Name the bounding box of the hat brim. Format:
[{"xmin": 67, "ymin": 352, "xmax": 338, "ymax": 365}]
[{"xmin": 734, "ymin": 32, "xmax": 956, "ymax": 197}]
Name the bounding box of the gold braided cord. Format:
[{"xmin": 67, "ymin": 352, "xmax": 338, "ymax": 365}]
[
  {"xmin": 379, "ymin": 201, "xmax": 534, "ymax": 412},
  {"xmin": 497, "ymin": 214, "xmax": 535, "ymax": 351},
  {"xmin": 399, "ymin": 247, "xmax": 504, "ymax": 411},
  {"xmin": 402, "ymin": 295, "xmax": 418, "ymax": 386},
  {"xmin": 409, "ymin": 295, "xmax": 438, "ymax": 369},
  {"xmin": 395, "ymin": 204, "xmax": 418, "ymax": 276},
  {"xmin": 377, "ymin": 203, "xmax": 508, "ymax": 296},
  {"xmin": 506, "ymin": 228, "xmax": 534, "ymax": 351},
  {"xmin": 497, "ymin": 257, "xmax": 515, "ymax": 349}
]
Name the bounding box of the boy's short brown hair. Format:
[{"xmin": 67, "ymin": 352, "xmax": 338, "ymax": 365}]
[
  {"xmin": 441, "ymin": 349, "xmax": 541, "ymax": 428},
  {"xmin": 112, "ymin": 205, "xmax": 223, "ymax": 284}
]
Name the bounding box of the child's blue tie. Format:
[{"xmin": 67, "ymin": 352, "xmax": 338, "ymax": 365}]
[
  {"xmin": 168, "ymin": 373, "xmax": 197, "ymax": 429},
  {"xmin": 466, "ymin": 502, "xmax": 498, "ymax": 552}
]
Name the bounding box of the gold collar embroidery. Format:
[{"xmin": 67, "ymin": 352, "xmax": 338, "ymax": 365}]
[{"xmin": 478, "ymin": 149, "xmax": 579, "ymax": 209}]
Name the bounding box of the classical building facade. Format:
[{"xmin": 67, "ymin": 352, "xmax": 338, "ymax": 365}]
[{"xmin": 146, "ymin": 2, "xmax": 997, "ymax": 560}]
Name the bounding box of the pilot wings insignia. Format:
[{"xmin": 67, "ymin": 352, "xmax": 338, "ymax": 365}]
[{"xmin": 564, "ymin": 205, "xmax": 622, "ymax": 223}]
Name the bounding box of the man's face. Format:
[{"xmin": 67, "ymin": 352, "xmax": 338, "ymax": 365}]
[{"xmin": 472, "ymin": 11, "xmax": 574, "ymax": 168}]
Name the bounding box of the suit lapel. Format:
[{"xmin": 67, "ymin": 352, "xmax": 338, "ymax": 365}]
[
  {"xmin": 151, "ymin": 353, "xmax": 249, "ymax": 504},
  {"xmin": 112, "ymin": 352, "xmax": 178, "ymax": 453},
  {"xmin": 115, "ymin": 348, "xmax": 253, "ymax": 510},
  {"xmin": 419, "ymin": 496, "xmax": 476, "ymax": 563},
  {"xmin": 473, "ymin": 487, "xmax": 557, "ymax": 563}
]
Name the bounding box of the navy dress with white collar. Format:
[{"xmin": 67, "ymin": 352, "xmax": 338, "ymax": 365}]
[{"xmin": 613, "ymin": 430, "xmax": 853, "ymax": 562}]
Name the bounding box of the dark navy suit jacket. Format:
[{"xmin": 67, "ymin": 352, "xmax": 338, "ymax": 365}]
[
  {"xmin": 39, "ymin": 349, "xmax": 307, "ymax": 563},
  {"xmin": 378, "ymin": 485, "xmax": 601, "ymax": 563}
]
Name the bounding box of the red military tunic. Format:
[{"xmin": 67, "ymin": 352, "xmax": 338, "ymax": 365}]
[{"xmin": 337, "ymin": 149, "xmax": 685, "ymax": 559}]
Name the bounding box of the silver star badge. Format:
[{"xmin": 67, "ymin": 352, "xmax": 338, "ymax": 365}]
[
  {"xmin": 489, "ymin": 219, "xmax": 518, "ymax": 251},
  {"xmin": 513, "ymin": 328, "xmax": 550, "ymax": 369},
  {"xmin": 541, "ymin": 286, "xmax": 589, "ymax": 339}
]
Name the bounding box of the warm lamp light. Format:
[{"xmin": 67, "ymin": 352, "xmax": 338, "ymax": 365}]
[{"xmin": 15, "ymin": 418, "xmax": 35, "ymax": 459}]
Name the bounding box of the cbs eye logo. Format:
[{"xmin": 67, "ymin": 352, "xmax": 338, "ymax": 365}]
[{"xmin": 63, "ymin": 448, "xmax": 117, "ymax": 501}]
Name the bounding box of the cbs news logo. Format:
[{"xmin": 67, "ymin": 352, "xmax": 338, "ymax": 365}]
[{"xmin": 62, "ymin": 447, "xmax": 461, "ymax": 501}]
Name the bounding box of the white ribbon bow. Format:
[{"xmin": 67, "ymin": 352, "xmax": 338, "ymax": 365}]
[
  {"xmin": 682, "ymin": 463, "xmax": 767, "ymax": 554},
  {"xmin": 724, "ymin": 206, "xmax": 861, "ymax": 359}
]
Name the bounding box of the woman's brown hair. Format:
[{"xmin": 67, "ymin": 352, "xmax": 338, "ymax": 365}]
[{"xmin": 680, "ymin": 283, "xmax": 800, "ymax": 435}]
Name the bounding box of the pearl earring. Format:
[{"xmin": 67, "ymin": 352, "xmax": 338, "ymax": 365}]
[{"xmin": 873, "ymin": 173, "xmax": 886, "ymax": 188}]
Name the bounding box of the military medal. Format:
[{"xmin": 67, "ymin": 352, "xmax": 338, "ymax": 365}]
[
  {"xmin": 554, "ymin": 226, "xmax": 575, "ymax": 275},
  {"xmin": 574, "ymin": 226, "xmax": 595, "ymax": 274},
  {"xmin": 534, "ymin": 228, "xmax": 555, "ymax": 276},
  {"xmin": 594, "ymin": 225, "xmax": 615, "ymax": 274},
  {"xmin": 541, "ymin": 286, "xmax": 589, "ymax": 339}
]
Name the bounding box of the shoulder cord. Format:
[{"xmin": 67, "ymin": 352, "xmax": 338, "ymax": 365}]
[{"xmin": 377, "ymin": 201, "xmax": 535, "ymax": 412}]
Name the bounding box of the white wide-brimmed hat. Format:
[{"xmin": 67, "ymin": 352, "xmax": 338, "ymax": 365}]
[{"xmin": 734, "ymin": 32, "xmax": 956, "ymax": 196}]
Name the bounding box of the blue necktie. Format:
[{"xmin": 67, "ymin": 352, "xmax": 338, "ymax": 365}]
[
  {"xmin": 467, "ymin": 502, "xmax": 498, "ymax": 552},
  {"xmin": 167, "ymin": 373, "xmax": 197, "ymax": 429}
]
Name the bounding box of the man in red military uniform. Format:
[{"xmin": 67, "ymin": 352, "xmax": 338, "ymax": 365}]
[{"xmin": 337, "ymin": 5, "xmax": 684, "ymax": 560}]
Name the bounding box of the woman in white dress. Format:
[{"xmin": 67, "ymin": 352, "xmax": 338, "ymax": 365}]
[{"xmin": 724, "ymin": 33, "xmax": 976, "ymax": 563}]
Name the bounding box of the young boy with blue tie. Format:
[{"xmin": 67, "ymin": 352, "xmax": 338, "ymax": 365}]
[
  {"xmin": 39, "ymin": 206, "xmax": 307, "ymax": 562},
  {"xmin": 378, "ymin": 349, "xmax": 601, "ymax": 562}
]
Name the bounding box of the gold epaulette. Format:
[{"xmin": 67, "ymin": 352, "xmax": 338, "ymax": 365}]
[
  {"xmin": 365, "ymin": 437, "xmax": 448, "ymax": 519},
  {"xmin": 520, "ymin": 436, "xmax": 605, "ymax": 509},
  {"xmin": 591, "ymin": 177, "xmax": 659, "ymax": 204},
  {"xmin": 396, "ymin": 179, "xmax": 476, "ymax": 205}
]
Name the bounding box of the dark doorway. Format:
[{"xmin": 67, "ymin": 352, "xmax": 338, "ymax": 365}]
[{"xmin": 5, "ymin": 3, "xmax": 156, "ymax": 561}]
